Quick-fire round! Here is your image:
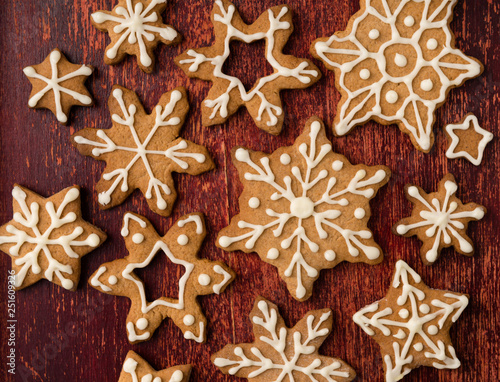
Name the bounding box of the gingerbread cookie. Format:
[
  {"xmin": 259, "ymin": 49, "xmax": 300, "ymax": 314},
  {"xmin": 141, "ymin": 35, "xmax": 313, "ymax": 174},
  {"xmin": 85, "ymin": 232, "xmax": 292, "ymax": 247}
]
[
  {"xmin": 91, "ymin": 0, "xmax": 180, "ymax": 73},
  {"xmin": 217, "ymin": 117, "xmax": 390, "ymax": 301},
  {"xmin": 72, "ymin": 86, "xmax": 214, "ymax": 217},
  {"xmin": 311, "ymin": 0, "xmax": 483, "ymax": 152},
  {"xmin": 119, "ymin": 351, "xmax": 191, "ymax": 382},
  {"xmin": 175, "ymin": 0, "xmax": 320, "ymax": 135},
  {"xmin": 90, "ymin": 212, "xmax": 235, "ymax": 344},
  {"xmin": 393, "ymin": 173, "xmax": 486, "ymax": 265},
  {"xmin": 445, "ymin": 114, "xmax": 494, "ymax": 166},
  {"xmin": 0, "ymin": 185, "xmax": 106, "ymax": 291},
  {"xmin": 23, "ymin": 49, "xmax": 94, "ymax": 124},
  {"xmin": 354, "ymin": 260, "xmax": 469, "ymax": 382},
  {"xmin": 213, "ymin": 297, "xmax": 355, "ymax": 382}
]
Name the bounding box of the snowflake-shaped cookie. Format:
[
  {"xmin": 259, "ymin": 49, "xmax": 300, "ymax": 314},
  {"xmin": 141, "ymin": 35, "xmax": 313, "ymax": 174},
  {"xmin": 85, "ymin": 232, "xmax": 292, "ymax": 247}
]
[
  {"xmin": 354, "ymin": 260, "xmax": 469, "ymax": 382},
  {"xmin": 394, "ymin": 174, "xmax": 486, "ymax": 265},
  {"xmin": 72, "ymin": 86, "xmax": 214, "ymax": 217},
  {"xmin": 0, "ymin": 185, "xmax": 106, "ymax": 291},
  {"xmin": 23, "ymin": 49, "xmax": 94, "ymax": 124},
  {"xmin": 213, "ymin": 297, "xmax": 355, "ymax": 382},
  {"xmin": 90, "ymin": 212, "xmax": 235, "ymax": 344},
  {"xmin": 312, "ymin": 0, "xmax": 483, "ymax": 152},
  {"xmin": 175, "ymin": 0, "xmax": 320, "ymax": 135},
  {"xmin": 217, "ymin": 117, "xmax": 391, "ymax": 301},
  {"xmin": 92, "ymin": 0, "xmax": 180, "ymax": 73},
  {"xmin": 119, "ymin": 351, "xmax": 191, "ymax": 382}
]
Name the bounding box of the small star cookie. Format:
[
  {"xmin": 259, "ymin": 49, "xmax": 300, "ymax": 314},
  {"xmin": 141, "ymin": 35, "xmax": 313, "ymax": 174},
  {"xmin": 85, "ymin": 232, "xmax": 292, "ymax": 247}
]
[
  {"xmin": 23, "ymin": 49, "xmax": 94, "ymax": 124},
  {"xmin": 354, "ymin": 260, "xmax": 469, "ymax": 382},
  {"xmin": 90, "ymin": 212, "xmax": 235, "ymax": 344},
  {"xmin": 119, "ymin": 351, "xmax": 191, "ymax": 382}
]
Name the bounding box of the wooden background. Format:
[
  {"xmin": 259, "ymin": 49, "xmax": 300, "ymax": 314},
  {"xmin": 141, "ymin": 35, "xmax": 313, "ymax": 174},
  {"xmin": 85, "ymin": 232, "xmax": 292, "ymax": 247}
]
[{"xmin": 1, "ymin": 0, "xmax": 499, "ymax": 381}]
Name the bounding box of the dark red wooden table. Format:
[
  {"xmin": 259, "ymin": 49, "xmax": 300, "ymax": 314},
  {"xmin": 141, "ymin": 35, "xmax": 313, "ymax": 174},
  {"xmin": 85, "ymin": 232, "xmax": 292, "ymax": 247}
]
[{"xmin": 1, "ymin": 0, "xmax": 499, "ymax": 381}]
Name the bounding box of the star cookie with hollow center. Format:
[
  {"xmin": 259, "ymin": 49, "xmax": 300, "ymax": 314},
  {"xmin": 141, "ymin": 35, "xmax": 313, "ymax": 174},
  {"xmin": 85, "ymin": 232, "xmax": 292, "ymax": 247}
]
[
  {"xmin": 311, "ymin": 0, "xmax": 483, "ymax": 152},
  {"xmin": 119, "ymin": 351, "xmax": 191, "ymax": 382},
  {"xmin": 217, "ymin": 117, "xmax": 391, "ymax": 301},
  {"xmin": 175, "ymin": 0, "xmax": 320, "ymax": 135},
  {"xmin": 354, "ymin": 260, "xmax": 469, "ymax": 382}
]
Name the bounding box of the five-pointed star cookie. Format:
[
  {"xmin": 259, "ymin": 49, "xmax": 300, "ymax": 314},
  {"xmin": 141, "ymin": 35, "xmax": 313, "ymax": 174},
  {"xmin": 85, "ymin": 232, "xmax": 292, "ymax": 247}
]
[
  {"xmin": 217, "ymin": 117, "xmax": 391, "ymax": 301},
  {"xmin": 175, "ymin": 0, "xmax": 320, "ymax": 135},
  {"xmin": 23, "ymin": 49, "xmax": 94, "ymax": 124},
  {"xmin": 119, "ymin": 351, "xmax": 191, "ymax": 382},
  {"xmin": 311, "ymin": 0, "xmax": 483, "ymax": 152},
  {"xmin": 0, "ymin": 185, "xmax": 106, "ymax": 291},
  {"xmin": 89, "ymin": 212, "xmax": 235, "ymax": 344},
  {"xmin": 393, "ymin": 174, "xmax": 486, "ymax": 265},
  {"xmin": 72, "ymin": 86, "xmax": 214, "ymax": 217},
  {"xmin": 354, "ymin": 260, "xmax": 469, "ymax": 382},
  {"xmin": 91, "ymin": 0, "xmax": 180, "ymax": 73},
  {"xmin": 445, "ymin": 114, "xmax": 494, "ymax": 166},
  {"xmin": 213, "ymin": 297, "xmax": 356, "ymax": 382}
]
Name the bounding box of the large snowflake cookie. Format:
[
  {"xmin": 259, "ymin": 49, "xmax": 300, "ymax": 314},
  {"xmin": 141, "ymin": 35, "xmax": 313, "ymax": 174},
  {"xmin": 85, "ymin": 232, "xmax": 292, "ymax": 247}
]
[
  {"xmin": 90, "ymin": 212, "xmax": 235, "ymax": 344},
  {"xmin": 119, "ymin": 351, "xmax": 191, "ymax": 382},
  {"xmin": 217, "ymin": 117, "xmax": 391, "ymax": 301},
  {"xmin": 311, "ymin": 0, "xmax": 483, "ymax": 152},
  {"xmin": 354, "ymin": 260, "xmax": 469, "ymax": 381},
  {"xmin": 72, "ymin": 86, "xmax": 214, "ymax": 217},
  {"xmin": 23, "ymin": 49, "xmax": 94, "ymax": 125},
  {"xmin": 92, "ymin": 0, "xmax": 180, "ymax": 73},
  {"xmin": 175, "ymin": 0, "xmax": 320, "ymax": 135},
  {"xmin": 393, "ymin": 173, "xmax": 485, "ymax": 265},
  {"xmin": 213, "ymin": 297, "xmax": 356, "ymax": 382},
  {"xmin": 0, "ymin": 185, "xmax": 106, "ymax": 291}
]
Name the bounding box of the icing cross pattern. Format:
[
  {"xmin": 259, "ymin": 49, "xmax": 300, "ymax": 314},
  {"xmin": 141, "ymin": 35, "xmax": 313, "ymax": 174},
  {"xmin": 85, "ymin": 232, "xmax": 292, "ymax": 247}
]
[
  {"xmin": 313, "ymin": 0, "xmax": 482, "ymax": 152},
  {"xmin": 353, "ymin": 260, "xmax": 469, "ymax": 382},
  {"xmin": 218, "ymin": 119, "xmax": 389, "ymax": 300},
  {"xmin": 122, "ymin": 358, "xmax": 185, "ymax": 382}
]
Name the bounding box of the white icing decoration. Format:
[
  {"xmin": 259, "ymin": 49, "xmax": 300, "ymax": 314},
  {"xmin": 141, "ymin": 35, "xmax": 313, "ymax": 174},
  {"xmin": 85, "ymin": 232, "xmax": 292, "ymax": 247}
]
[
  {"xmin": 92, "ymin": 0, "xmax": 178, "ymax": 67},
  {"xmin": 132, "ymin": 233, "xmax": 145, "ymax": 244},
  {"xmin": 398, "ymin": 309, "xmax": 409, "ymax": 319},
  {"xmin": 280, "ymin": 153, "xmax": 291, "ymax": 165},
  {"xmin": 213, "ymin": 265, "xmax": 232, "ymax": 294},
  {"xmin": 445, "ymin": 114, "xmax": 494, "ymax": 166},
  {"xmin": 353, "ymin": 260, "xmax": 469, "ymax": 382},
  {"xmin": 248, "ymin": 197, "xmax": 260, "ymax": 209},
  {"xmin": 419, "ymin": 304, "xmax": 430, "ymax": 314},
  {"xmin": 421, "ymin": 79, "xmax": 434, "ymax": 91},
  {"xmin": 122, "ymin": 355, "xmax": 183, "ymax": 382},
  {"xmin": 108, "ymin": 275, "xmax": 118, "ymax": 285},
  {"xmin": 313, "ymin": 0, "xmax": 483, "ymax": 151},
  {"xmin": 427, "ymin": 38, "xmax": 438, "ymax": 50},
  {"xmin": 183, "ymin": 314, "xmax": 195, "ymax": 326},
  {"xmin": 332, "ymin": 160, "xmax": 344, "ymax": 171},
  {"xmin": 404, "ymin": 16, "xmax": 415, "ymax": 27},
  {"xmin": 325, "ymin": 250, "xmax": 336, "ymax": 261},
  {"xmin": 177, "ymin": 215, "xmax": 204, "ymax": 234},
  {"xmin": 184, "ymin": 322, "xmax": 204, "ymax": 343},
  {"xmin": 386, "ymin": 90, "xmax": 399, "ymax": 104},
  {"xmin": 360, "ymin": 68, "xmax": 371, "ymax": 80},
  {"xmin": 121, "ymin": 213, "xmax": 147, "ymax": 236},
  {"xmin": 91, "ymin": 266, "xmax": 112, "ymax": 292},
  {"xmin": 1, "ymin": 187, "xmax": 100, "ymax": 289},
  {"xmin": 170, "ymin": 370, "xmax": 183, "ymax": 382},
  {"xmin": 369, "ymin": 29, "xmax": 380, "ymax": 40},
  {"xmin": 74, "ymin": 89, "xmax": 206, "ymax": 210},
  {"xmin": 136, "ymin": 318, "xmax": 149, "ymax": 330},
  {"xmin": 23, "ymin": 50, "xmax": 92, "ymax": 123},
  {"xmin": 177, "ymin": 234, "xmax": 189, "ymax": 246},
  {"xmin": 127, "ymin": 322, "xmax": 151, "ymax": 342},
  {"xmin": 178, "ymin": 1, "xmax": 318, "ymax": 127},
  {"xmin": 218, "ymin": 121, "xmax": 388, "ymax": 299},
  {"xmin": 394, "ymin": 53, "xmax": 407, "ymax": 68},
  {"xmin": 397, "ymin": 181, "xmax": 485, "ymax": 263},
  {"xmin": 198, "ymin": 274, "xmax": 211, "ymax": 286},
  {"xmin": 354, "ymin": 208, "xmax": 366, "ymax": 219},
  {"xmin": 267, "ymin": 248, "xmax": 279, "ymax": 260}
]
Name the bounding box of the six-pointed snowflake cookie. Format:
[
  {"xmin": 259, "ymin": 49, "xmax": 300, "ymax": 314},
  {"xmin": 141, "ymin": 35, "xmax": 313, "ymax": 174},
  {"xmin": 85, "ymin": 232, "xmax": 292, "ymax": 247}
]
[
  {"xmin": 445, "ymin": 114, "xmax": 494, "ymax": 166},
  {"xmin": 72, "ymin": 86, "xmax": 214, "ymax": 217},
  {"xmin": 119, "ymin": 351, "xmax": 191, "ymax": 382},
  {"xmin": 213, "ymin": 297, "xmax": 356, "ymax": 382},
  {"xmin": 217, "ymin": 117, "xmax": 391, "ymax": 301},
  {"xmin": 354, "ymin": 260, "xmax": 469, "ymax": 382},
  {"xmin": 393, "ymin": 173, "xmax": 486, "ymax": 265},
  {"xmin": 92, "ymin": 0, "xmax": 180, "ymax": 73},
  {"xmin": 90, "ymin": 212, "xmax": 235, "ymax": 344},
  {"xmin": 23, "ymin": 49, "xmax": 94, "ymax": 124},
  {"xmin": 175, "ymin": 0, "xmax": 321, "ymax": 135},
  {"xmin": 311, "ymin": 0, "xmax": 483, "ymax": 152},
  {"xmin": 0, "ymin": 185, "xmax": 106, "ymax": 291}
]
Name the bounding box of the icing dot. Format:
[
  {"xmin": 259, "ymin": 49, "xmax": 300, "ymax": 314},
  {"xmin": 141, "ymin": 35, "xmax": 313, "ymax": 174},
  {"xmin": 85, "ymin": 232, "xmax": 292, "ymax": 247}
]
[
  {"xmin": 132, "ymin": 233, "xmax": 144, "ymax": 244},
  {"xmin": 198, "ymin": 274, "xmax": 211, "ymax": 286},
  {"xmin": 427, "ymin": 325, "xmax": 438, "ymax": 335},
  {"xmin": 280, "ymin": 153, "xmax": 291, "ymax": 165},
  {"xmin": 359, "ymin": 69, "xmax": 371, "ymax": 80},
  {"xmin": 404, "ymin": 16, "xmax": 415, "ymax": 27},
  {"xmin": 398, "ymin": 309, "xmax": 409, "ymax": 319},
  {"xmin": 267, "ymin": 248, "xmax": 279, "ymax": 260},
  {"xmin": 171, "ymin": 370, "xmax": 184, "ymax": 382},
  {"xmin": 108, "ymin": 276, "xmax": 118, "ymax": 285},
  {"xmin": 325, "ymin": 250, "xmax": 336, "ymax": 261},
  {"xmin": 248, "ymin": 197, "xmax": 260, "ymax": 209},
  {"xmin": 368, "ymin": 29, "xmax": 380, "ymax": 40},
  {"xmin": 136, "ymin": 318, "xmax": 148, "ymax": 330},
  {"xmin": 87, "ymin": 234, "xmax": 100, "ymax": 247},
  {"xmin": 414, "ymin": 343, "xmax": 424, "ymax": 351},
  {"xmin": 290, "ymin": 197, "xmax": 315, "ymax": 219},
  {"xmin": 419, "ymin": 304, "xmax": 430, "ymax": 314},
  {"xmin": 354, "ymin": 208, "xmax": 366, "ymax": 219},
  {"xmin": 421, "ymin": 79, "xmax": 434, "ymax": 92},
  {"xmin": 153, "ymin": 378, "xmax": 162, "ymax": 382},
  {"xmin": 386, "ymin": 90, "xmax": 399, "ymax": 104},
  {"xmin": 235, "ymin": 148, "xmax": 249, "ymax": 162},
  {"xmin": 177, "ymin": 234, "xmax": 189, "ymax": 246},
  {"xmin": 332, "ymin": 160, "xmax": 344, "ymax": 171},
  {"xmin": 394, "ymin": 53, "xmax": 407, "ymax": 68},
  {"xmin": 183, "ymin": 314, "xmax": 195, "ymax": 326},
  {"xmin": 62, "ymin": 279, "xmax": 74, "ymax": 290},
  {"xmin": 219, "ymin": 236, "xmax": 231, "ymax": 248},
  {"xmin": 427, "ymin": 38, "xmax": 438, "ymax": 50}
]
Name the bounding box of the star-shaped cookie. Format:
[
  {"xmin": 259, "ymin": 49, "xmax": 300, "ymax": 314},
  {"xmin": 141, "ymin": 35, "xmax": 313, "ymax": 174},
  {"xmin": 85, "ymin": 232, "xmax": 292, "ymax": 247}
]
[
  {"xmin": 89, "ymin": 212, "xmax": 235, "ymax": 344},
  {"xmin": 23, "ymin": 49, "xmax": 94, "ymax": 124},
  {"xmin": 0, "ymin": 185, "xmax": 106, "ymax": 291},
  {"xmin": 119, "ymin": 351, "xmax": 191, "ymax": 382},
  {"xmin": 354, "ymin": 260, "xmax": 469, "ymax": 382},
  {"xmin": 175, "ymin": 0, "xmax": 320, "ymax": 134},
  {"xmin": 393, "ymin": 174, "xmax": 486, "ymax": 265}
]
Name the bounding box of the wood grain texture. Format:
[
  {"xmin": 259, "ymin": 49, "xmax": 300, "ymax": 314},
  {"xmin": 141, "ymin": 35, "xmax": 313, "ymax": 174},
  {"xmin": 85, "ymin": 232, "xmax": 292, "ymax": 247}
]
[{"xmin": 0, "ymin": 0, "xmax": 498, "ymax": 381}]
